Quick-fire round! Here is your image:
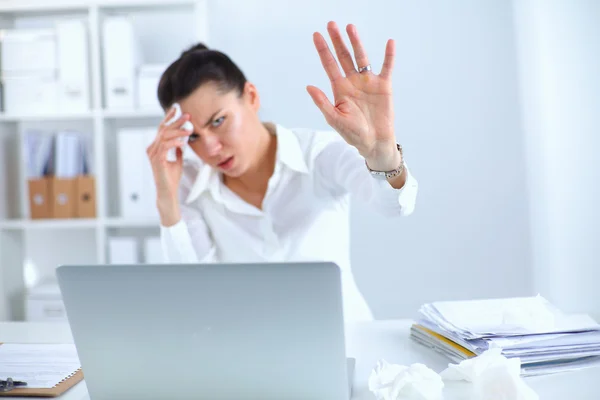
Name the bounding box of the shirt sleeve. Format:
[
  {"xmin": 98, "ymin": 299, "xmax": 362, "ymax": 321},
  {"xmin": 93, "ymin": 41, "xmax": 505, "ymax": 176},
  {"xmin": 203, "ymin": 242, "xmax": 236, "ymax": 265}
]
[
  {"xmin": 311, "ymin": 131, "xmax": 419, "ymax": 217},
  {"xmin": 159, "ymin": 166, "xmax": 217, "ymax": 263}
]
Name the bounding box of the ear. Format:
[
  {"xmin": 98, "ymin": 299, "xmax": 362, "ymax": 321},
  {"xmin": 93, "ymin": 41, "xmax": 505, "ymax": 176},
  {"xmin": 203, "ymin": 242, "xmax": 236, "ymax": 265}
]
[{"xmin": 243, "ymin": 82, "xmax": 261, "ymax": 112}]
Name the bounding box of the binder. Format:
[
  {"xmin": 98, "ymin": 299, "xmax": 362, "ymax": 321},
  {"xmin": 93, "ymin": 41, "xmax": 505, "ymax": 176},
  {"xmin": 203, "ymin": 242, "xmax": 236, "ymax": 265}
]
[
  {"xmin": 137, "ymin": 64, "xmax": 166, "ymax": 111},
  {"xmin": 0, "ymin": 343, "xmax": 83, "ymax": 398},
  {"xmin": 117, "ymin": 128, "xmax": 158, "ymax": 219},
  {"xmin": 102, "ymin": 16, "xmax": 139, "ymax": 109},
  {"xmin": 56, "ymin": 19, "xmax": 90, "ymax": 113}
]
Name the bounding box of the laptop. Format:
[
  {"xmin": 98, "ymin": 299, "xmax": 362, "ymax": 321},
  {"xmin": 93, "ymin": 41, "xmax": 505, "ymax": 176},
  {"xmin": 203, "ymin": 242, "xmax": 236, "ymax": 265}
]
[{"xmin": 56, "ymin": 262, "xmax": 355, "ymax": 400}]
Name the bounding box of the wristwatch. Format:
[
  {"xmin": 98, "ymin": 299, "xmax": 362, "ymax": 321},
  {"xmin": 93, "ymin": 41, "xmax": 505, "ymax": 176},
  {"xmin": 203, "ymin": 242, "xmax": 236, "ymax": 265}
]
[{"xmin": 366, "ymin": 143, "xmax": 405, "ymax": 180}]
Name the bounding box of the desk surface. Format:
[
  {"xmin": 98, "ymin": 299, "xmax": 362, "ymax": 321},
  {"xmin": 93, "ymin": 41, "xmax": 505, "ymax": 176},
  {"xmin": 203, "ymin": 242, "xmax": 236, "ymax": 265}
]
[{"xmin": 1, "ymin": 320, "xmax": 598, "ymax": 400}]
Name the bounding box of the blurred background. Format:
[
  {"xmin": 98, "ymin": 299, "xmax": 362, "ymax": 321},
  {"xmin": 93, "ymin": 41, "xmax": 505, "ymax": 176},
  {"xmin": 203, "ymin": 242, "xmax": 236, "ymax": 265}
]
[{"xmin": 0, "ymin": 0, "xmax": 598, "ymax": 323}]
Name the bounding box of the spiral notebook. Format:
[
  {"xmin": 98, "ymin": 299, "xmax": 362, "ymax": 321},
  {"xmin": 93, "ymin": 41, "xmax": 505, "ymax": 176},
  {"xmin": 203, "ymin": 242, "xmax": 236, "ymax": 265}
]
[{"xmin": 0, "ymin": 343, "xmax": 83, "ymax": 397}]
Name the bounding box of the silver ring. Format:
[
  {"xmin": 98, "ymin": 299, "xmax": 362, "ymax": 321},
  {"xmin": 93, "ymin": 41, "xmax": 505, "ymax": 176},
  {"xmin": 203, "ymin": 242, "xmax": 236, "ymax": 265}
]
[{"xmin": 358, "ymin": 64, "xmax": 371, "ymax": 73}]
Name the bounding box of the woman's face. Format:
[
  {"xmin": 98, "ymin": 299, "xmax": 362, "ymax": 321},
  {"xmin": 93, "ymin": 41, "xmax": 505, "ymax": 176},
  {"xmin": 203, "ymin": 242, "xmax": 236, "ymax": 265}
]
[{"xmin": 178, "ymin": 81, "xmax": 262, "ymax": 177}]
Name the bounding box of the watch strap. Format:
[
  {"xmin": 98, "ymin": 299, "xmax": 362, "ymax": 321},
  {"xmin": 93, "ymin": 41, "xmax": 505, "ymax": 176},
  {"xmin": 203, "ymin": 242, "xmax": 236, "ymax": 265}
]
[{"xmin": 366, "ymin": 144, "xmax": 405, "ymax": 179}]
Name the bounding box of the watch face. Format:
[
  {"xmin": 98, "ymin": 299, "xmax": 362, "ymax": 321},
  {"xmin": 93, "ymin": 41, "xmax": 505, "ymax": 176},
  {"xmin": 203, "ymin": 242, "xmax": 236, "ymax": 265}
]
[{"xmin": 369, "ymin": 171, "xmax": 388, "ymax": 180}]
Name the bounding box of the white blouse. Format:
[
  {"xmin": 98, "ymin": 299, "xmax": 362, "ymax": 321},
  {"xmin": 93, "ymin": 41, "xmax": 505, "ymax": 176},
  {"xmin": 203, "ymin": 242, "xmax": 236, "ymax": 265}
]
[{"xmin": 160, "ymin": 123, "xmax": 419, "ymax": 323}]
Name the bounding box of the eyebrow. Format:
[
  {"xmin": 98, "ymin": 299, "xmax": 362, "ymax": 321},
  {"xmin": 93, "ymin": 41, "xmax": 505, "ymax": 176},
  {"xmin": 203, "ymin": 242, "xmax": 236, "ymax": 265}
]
[{"xmin": 203, "ymin": 109, "xmax": 223, "ymax": 128}]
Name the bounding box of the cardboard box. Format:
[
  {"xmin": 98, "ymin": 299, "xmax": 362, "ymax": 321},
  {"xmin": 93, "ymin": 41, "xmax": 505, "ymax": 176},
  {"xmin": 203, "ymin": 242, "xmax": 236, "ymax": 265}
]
[
  {"xmin": 75, "ymin": 175, "xmax": 96, "ymax": 218},
  {"xmin": 28, "ymin": 177, "xmax": 51, "ymax": 219},
  {"xmin": 26, "ymin": 280, "xmax": 67, "ymax": 322},
  {"xmin": 50, "ymin": 177, "xmax": 76, "ymax": 218},
  {"xmin": 28, "ymin": 175, "xmax": 96, "ymax": 219}
]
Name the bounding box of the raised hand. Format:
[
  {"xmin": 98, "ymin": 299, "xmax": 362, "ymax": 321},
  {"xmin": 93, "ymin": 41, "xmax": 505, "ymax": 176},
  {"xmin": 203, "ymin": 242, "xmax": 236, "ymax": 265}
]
[{"xmin": 307, "ymin": 21, "xmax": 400, "ymax": 171}]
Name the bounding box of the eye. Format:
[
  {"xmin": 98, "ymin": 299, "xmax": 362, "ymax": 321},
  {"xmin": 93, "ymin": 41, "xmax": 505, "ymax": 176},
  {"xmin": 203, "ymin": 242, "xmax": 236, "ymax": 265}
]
[
  {"xmin": 212, "ymin": 116, "xmax": 225, "ymax": 127},
  {"xmin": 188, "ymin": 133, "xmax": 200, "ymax": 143}
]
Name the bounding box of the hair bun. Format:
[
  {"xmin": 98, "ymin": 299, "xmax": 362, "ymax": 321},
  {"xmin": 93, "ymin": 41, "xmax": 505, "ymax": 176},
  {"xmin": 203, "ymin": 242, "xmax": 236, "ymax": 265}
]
[{"xmin": 181, "ymin": 42, "xmax": 209, "ymax": 57}]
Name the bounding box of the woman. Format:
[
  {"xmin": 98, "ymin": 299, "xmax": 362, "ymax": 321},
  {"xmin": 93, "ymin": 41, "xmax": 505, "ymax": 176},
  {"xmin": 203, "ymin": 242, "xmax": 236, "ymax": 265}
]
[{"xmin": 147, "ymin": 21, "xmax": 418, "ymax": 323}]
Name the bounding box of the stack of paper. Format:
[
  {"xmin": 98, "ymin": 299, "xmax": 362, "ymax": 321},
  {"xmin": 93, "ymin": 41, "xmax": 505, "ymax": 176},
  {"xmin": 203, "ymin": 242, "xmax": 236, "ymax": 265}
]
[
  {"xmin": 0, "ymin": 344, "xmax": 81, "ymax": 388},
  {"xmin": 410, "ymin": 295, "xmax": 600, "ymax": 376}
]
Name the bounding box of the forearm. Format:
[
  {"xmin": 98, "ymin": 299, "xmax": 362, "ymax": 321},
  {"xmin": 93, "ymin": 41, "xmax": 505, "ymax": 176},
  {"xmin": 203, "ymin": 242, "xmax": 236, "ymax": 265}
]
[
  {"xmin": 157, "ymin": 197, "xmax": 181, "ymax": 227},
  {"xmin": 160, "ymin": 218, "xmax": 216, "ymax": 263},
  {"xmin": 159, "ymin": 196, "xmax": 216, "ymax": 263},
  {"xmin": 314, "ymin": 132, "xmax": 418, "ymax": 216}
]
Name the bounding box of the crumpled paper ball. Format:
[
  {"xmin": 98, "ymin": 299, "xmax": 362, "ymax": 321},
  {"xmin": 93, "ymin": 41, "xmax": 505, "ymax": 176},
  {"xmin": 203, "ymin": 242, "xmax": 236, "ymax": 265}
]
[
  {"xmin": 441, "ymin": 348, "xmax": 539, "ymax": 400},
  {"xmin": 368, "ymin": 360, "xmax": 444, "ymax": 400}
]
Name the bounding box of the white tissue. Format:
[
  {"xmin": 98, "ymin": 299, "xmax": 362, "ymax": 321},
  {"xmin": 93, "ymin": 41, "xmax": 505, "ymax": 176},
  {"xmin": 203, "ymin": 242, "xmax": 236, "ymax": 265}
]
[
  {"xmin": 368, "ymin": 360, "xmax": 444, "ymax": 400},
  {"xmin": 473, "ymin": 360, "xmax": 539, "ymax": 400},
  {"xmin": 441, "ymin": 348, "xmax": 539, "ymax": 400},
  {"xmin": 165, "ymin": 103, "xmax": 194, "ymax": 162}
]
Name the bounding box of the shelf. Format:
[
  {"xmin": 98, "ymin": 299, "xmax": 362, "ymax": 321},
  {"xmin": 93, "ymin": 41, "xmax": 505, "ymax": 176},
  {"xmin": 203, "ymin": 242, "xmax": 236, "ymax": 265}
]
[
  {"xmin": 104, "ymin": 217, "xmax": 160, "ymax": 228},
  {"xmin": 0, "ymin": 0, "xmax": 206, "ymax": 322},
  {"xmin": 101, "ymin": 109, "xmax": 164, "ymax": 119},
  {"xmin": 96, "ymin": 0, "xmax": 196, "ymax": 9},
  {"xmin": 0, "ymin": 0, "xmax": 196, "ymax": 13},
  {"xmin": 0, "ymin": 219, "xmax": 98, "ymax": 230},
  {"xmin": 0, "ymin": 109, "xmax": 168, "ymax": 122},
  {"xmin": 0, "ymin": 1, "xmax": 88, "ymax": 13},
  {"xmin": 0, "ymin": 111, "xmax": 96, "ymax": 122},
  {"xmin": 0, "ymin": 218, "xmax": 162, "ymax": 229}
]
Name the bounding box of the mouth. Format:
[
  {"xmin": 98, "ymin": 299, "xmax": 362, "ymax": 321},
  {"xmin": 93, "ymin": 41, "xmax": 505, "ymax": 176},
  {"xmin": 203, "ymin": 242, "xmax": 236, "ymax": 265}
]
[{"xmin": 217, "ymin": 156, "xmax": 235, "ymax": 170}]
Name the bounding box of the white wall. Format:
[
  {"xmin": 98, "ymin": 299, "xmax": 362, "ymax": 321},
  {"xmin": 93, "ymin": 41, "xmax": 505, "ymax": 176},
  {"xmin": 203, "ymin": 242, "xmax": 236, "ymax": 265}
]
[
  {"xmin": 512, "ymin": 0, "xmax": 600, "ymax": 319},
  {"xmin": 207, "ymin": 0, "xmax": 532, "ymax": 318}
]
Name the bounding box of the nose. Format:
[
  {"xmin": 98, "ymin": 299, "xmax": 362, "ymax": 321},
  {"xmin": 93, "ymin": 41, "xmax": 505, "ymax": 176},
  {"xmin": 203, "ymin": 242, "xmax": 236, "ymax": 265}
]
[{"xmin": 202, "ymin": 134, "xmax": 223, "ymax": 157}]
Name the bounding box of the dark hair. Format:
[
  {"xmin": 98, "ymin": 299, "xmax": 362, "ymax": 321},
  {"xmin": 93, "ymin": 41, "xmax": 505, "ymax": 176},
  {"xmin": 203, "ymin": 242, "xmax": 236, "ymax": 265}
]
[{"xmin": 157, "ymin": 43, "xmax": 247, "ymax": 110}]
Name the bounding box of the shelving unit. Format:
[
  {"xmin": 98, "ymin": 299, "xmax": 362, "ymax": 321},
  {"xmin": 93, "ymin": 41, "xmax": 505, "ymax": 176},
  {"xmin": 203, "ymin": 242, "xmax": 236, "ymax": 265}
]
[{"xmin": 0, "ymin": 0, "xmax": 208, "ymax": 321}]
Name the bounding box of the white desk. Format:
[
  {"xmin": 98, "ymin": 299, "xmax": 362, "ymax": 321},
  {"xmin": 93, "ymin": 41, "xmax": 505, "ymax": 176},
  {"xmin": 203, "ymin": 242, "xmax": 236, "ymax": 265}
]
[{"xmin": 1, "ymin": 320, "xmax": 598, "ymax": 400}]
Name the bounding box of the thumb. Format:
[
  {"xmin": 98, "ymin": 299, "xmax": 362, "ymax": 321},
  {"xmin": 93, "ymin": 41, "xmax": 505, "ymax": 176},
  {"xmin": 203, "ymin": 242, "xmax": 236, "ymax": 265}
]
[{"xmin": 306, "ymin": 85, "xmax": 337, "ymax": 124}]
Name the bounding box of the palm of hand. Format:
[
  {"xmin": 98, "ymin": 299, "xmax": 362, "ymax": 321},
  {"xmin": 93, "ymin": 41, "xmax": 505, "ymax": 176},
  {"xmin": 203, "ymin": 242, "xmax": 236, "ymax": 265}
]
[{"xmin": 307, "ymin": 22, "xmax": 397, "ymax": 159}]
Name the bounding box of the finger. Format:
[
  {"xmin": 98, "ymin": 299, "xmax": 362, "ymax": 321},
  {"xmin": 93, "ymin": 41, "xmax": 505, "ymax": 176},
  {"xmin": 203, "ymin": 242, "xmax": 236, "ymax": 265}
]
[
  {"xmin": 327, "ymin": 21, "xmax": 356, "ymax": 76},
  {"xmin": 162, "ymin": 125, "xmax": 193, "ymax": 141},
  {"xmin": 380, "ymin": 39, "xmax": 395, "ymax": 80},
  {"xmin": 146, "ymin": 141, "xmax": 156, "ymax": 158},
  {"xmin": 159, "ymin": 105, "xmax": 178, "ymax": 128},
  {"xmin": 306, "ymin": 85, "xmax": 337, "ymax": 124},
  {"xmin": 158, "ymin": 115, "xmax": 191, "ymax": 140},
  {"xmin": 313, "ymin": 32, "xmax": 343, "ymax": 82},
  {"xmin": 157, "ymin": 137, "xmax": 187, "ymax": 160},
  {"xmin": 347, "ymin": 24, "xmax": 370, "ymax": 73}
]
